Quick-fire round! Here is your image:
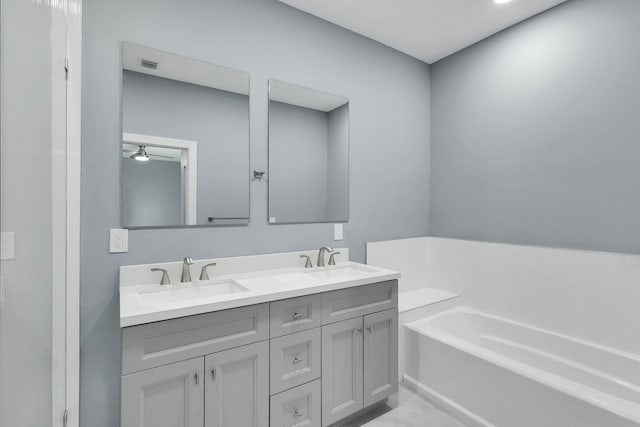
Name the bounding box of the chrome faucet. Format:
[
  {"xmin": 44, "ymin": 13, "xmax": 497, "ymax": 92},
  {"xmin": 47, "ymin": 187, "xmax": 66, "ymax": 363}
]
[
  {"xmin": 317, "ymin": 246, "xmax": 334, "ymax": 267},
  {"xmin": 181, "ymin": 256, "xmax": 194, "ymax": 283}
]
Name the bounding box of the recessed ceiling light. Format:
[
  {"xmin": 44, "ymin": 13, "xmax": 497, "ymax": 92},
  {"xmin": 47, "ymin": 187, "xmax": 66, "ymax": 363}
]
[{"xmin": 494, "ymin": 0, "xmax": 513, "ymax": 4}]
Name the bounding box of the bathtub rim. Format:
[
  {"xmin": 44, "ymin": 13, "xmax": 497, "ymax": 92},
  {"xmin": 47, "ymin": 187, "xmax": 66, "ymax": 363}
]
[{"xmin": 406, "ymin": 306, "xmax": 640, "ymax": 424}]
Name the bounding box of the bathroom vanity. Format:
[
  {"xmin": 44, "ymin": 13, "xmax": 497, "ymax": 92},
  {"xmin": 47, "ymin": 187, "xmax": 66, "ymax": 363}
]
[{"xmin": 120, "ymin": 250, "xmax": 399, "ymax": 427}]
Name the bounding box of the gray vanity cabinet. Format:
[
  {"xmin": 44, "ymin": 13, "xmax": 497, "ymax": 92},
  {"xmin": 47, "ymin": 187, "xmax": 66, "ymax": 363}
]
[
  {"xmin": 205, "ymin": 341, "xmax": 269, "ymax": 427},
  {"xmin": 321, "ymin": 317, "xmax": 365, "ymax": 425},
  {"xmin": 320, "ymin": 282, "xmax": 399, "ymax": 427},
  {"xmin": 121, "ymin": 357, "xmax": 204, "ymax": 427},
  {"xmin": 363, "ymin": 309, "xmax": 398, "ymax": 407},
  {"xmin": 122, "ymin": 280, "xmax": 398, "ymax": 427}
]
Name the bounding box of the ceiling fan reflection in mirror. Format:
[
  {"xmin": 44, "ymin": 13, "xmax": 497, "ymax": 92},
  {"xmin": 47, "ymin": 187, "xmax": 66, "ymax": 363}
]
[{"xmin": 125, "ymin": 145, "xmax": 179, "ymax": 162}]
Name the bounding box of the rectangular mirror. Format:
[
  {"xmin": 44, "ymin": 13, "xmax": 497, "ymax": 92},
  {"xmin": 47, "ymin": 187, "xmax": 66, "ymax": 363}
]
[
  {"xmin": 121, "ymin": 42, "xmax": 250, "ymax": 228},
  {"xmin": 268, "ymin": 80, "xmax": 349, "ymax": 224}
]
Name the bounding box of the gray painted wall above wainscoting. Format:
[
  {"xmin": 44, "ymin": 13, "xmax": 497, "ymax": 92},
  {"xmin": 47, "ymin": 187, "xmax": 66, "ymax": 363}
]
[
  {"xmin": 430, "ymin": 0, "xmax": 640, "ymax": 254},
  {"xmin": 81, "ymin": 0, "xmax": 430, "ymax": 425}
]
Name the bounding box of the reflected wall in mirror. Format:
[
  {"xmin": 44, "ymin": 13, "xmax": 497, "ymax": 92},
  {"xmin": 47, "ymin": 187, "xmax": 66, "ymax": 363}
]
[
  {"xmin": 121, "ymin": 42, "xmax": 250, "ymax": 228},
  {"xmin": 268, "ymin": 80, "xmax": 349, "ymax": 224}
]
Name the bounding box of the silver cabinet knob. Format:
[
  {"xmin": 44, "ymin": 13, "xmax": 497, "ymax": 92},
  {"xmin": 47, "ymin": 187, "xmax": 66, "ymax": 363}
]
[
  {"xmin": 366, "ymin": 326, "xmax": 372, "ymax": 333},
  {"xmin": 293, "ymin": 356, "xmax": 303, "ymax": 364},
  {"xmin": 293, "ymin": 410, "xmax": 303, "ymax": 417},
  {"xmin": 292, "ymin": 312, "xmax": 305, "ymax": 320}
]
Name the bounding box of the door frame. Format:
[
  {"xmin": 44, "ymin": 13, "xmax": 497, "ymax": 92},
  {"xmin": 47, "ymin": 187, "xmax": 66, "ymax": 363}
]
[
  {"xmin": 122, "ymin": 132, "xmax": 198, "ymax": 225},
  {"xmin": 52, "ymin": 2, "xmax": 82, "ymax": 427}
]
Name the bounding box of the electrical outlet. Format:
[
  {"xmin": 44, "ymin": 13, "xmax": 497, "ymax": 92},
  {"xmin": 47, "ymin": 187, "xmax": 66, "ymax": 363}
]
[
  {"xmin": 1, "ymin": 232, "xmax": 16, "ymax": 260},
  {"xmin": 109, "ymin": 229, "xmax": 129, "ymax": 253},
  {"xmin": 334, "ymin": 224, "xmax": 344, "ymax": 241}
]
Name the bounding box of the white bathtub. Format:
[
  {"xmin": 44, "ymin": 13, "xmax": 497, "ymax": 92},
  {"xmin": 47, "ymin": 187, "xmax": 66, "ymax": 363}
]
[{"xmin": 404, "ymin": 307, "xmax": 640, "ymax": 427}]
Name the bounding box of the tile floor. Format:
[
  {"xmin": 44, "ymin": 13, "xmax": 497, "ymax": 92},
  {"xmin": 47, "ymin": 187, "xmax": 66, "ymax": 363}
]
[{"xmin": 341, "ymin": 385, "xmax": 469, "ymax": 427}]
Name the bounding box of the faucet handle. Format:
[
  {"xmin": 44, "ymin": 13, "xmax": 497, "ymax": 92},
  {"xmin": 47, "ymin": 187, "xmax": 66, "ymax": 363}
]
[
  {"xmin": 151, "ymin": 268, "xmax": 171, "ymax": 285},
  {"xmin": 328, "ymin": 251, "xmax": 341, "ymax": 266},
  {"xmin": 199, "ymin": 263, "xmax": 217, "ymax": 281},
  {"xmin": 299, "ymin": 255, "xmax": 313, "ymax": 269}
]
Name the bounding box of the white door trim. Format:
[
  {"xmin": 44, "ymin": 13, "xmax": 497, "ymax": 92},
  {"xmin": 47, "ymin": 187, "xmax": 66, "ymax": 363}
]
[
  {"xmin": 123, "ymin": 132, "xmax": 198, "ymax": 225},
  {"xmin": 62, "ymin": 3, "xmax": 82, "ymax": 427}
]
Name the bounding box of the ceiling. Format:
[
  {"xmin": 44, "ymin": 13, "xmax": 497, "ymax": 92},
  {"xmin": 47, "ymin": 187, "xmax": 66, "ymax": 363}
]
[
  {"xmin": 278, "ymin": 0, "xmax": 567, "ymax": 63},
  {"xmin": 122, "ymin": 42, "xmax": 249, "ymax": 95},
  {"xmin": 269, "ymin": 80, "xmax": 348, "ymax": 112}
]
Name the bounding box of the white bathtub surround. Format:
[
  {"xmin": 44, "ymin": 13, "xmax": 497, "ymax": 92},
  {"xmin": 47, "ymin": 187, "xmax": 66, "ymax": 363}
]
[
  {"xmin": 367, "ymin": 237, "xmax": 461, "ymax": 379},
  {"xmin": 119, "ymin": 249, "xmax": 400, "ymax": 326},
  {"xmin": 369, "ymin": 236, "xmax": 640, "ymax": 356},
  {"xmin": 405, "ymin": 307, "xmax": 640, "ymax": 427},
  {"xmin": 367, "ymin": 237, "xmax": 459, "ymax": 312}
]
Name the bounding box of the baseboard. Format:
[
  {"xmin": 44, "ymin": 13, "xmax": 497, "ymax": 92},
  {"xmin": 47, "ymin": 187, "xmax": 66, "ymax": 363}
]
[{"xmin": 402, "ymin": 375, "xmax": 496, "ymax": 427}]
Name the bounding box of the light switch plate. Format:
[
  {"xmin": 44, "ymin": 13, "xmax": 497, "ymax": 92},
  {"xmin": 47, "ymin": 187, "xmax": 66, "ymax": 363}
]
[
  {"xmin": 110, "ymin": 229, "xmax": 129, "ymax": 253},
  {"xmin": 334, "ymin": 224, "xmax": 344, "ymax": 241},
  {"xmin": 1, "ymin": 232, "xmax": 15, "ymax": 260}
]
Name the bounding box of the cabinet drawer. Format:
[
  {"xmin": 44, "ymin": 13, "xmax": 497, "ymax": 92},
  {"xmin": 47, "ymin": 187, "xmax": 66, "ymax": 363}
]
[
  {"xmin": 270, "ymin": 294, "xmax": 322, "ymax": 338},
  {"xmin": 270, "ymin": 379, "xmax": 321, "ymax": 427},
  {"xmin": 122, "ymin": 303, "xmax": 269, "ymax": 374},
  {"xmin": 321, "ymin": 280, "xmax": 398, "ymax": 325},
  {"xmin": 270, "ymin": 328, "xmax": 321, "ymax": 395}
]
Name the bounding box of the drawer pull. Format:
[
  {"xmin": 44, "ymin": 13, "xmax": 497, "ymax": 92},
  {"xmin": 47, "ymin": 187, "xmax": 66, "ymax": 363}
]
[
  {"xmin": 292, "ymin": 312, "xmax": 305, "ymax": 320},
  {"xmin": 366, "ymin": 326, "xmax": 372, "ymax": 333},
  {"xmin": 211, "ymin": 367, "xmax": 216, "ymax": 381},
  {"xmin": 357, "ymin": 327, "xmax": 363, "ymax": 334},
  {"xmin": 293, "ymin": 410, "xmax": 303, "ymax": 417},
  {"xmin": 293, "ymin": 356, "xmax": 303, "ymax": 364},
  {"xmin": 194, "ymin": 372, "xmax": 199, "ymax": 385}
]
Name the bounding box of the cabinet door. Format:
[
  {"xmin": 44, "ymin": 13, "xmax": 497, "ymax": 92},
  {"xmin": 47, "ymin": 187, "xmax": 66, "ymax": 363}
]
[
  {"xmin": 363, "ymin": 309, "xmax": 398, "ymax": 407},
  {"xmin": 321, "ymin": 317, "xmax": 364, "ymax": 426},
  {"xmin": 205, "ymin": 341, "xmax": 269, "ymax": 427},
  {"xmin": 121, "ymin": 357, "xmax": 204, "ymax": 427}
]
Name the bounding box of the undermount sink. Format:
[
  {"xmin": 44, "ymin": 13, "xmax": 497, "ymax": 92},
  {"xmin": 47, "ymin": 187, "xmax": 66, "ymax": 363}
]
[
  {"xmin": 138, "ymin": 280, "xmax": 248, "ymax": 306},
  {"xmin": 304, "ymin": 264, "xmax": 377, "ymax": 279}
]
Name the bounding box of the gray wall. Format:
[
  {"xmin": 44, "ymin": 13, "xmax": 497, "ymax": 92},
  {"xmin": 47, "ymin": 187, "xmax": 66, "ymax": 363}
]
[
  {"xmin": 430, "ymin": 0, "xmax": 640, "ymax": 254},
  {"xmin": 81, "ymin": 0, "xmax": 430, "ymax": 425},
  {"xmin": 122, "ymin": 70, "xmax": 250, "ymax": 223},
  {"xmin": 122, "ymin": 157, "xmax": 182, "ymax": 226},
  {"xmin": 327, "ymin": 104, "xmax": 350, "ymax": 221},
  {"xmin": 269, "ymin": 101, "xmax": 329, "ymax": 223}
]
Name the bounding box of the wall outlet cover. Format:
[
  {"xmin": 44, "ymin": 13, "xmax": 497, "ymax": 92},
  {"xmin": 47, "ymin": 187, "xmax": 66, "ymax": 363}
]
[
  {"xmin": 1, "ymin": 232, "xmax": 16, "ymax": 260},
  {"xmin": 334, "ymin": 224, "xmax": 344, "ymax": 241},
  {"xmin": 110, "ymin": 229, "xmax": 129, "ymax": 253}
]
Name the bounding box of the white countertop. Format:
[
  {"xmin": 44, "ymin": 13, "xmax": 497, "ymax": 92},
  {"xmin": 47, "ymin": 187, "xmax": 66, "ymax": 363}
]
[{"xmin": 120, "ymin": 261, "xmax": 400, "ymax": 327}]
